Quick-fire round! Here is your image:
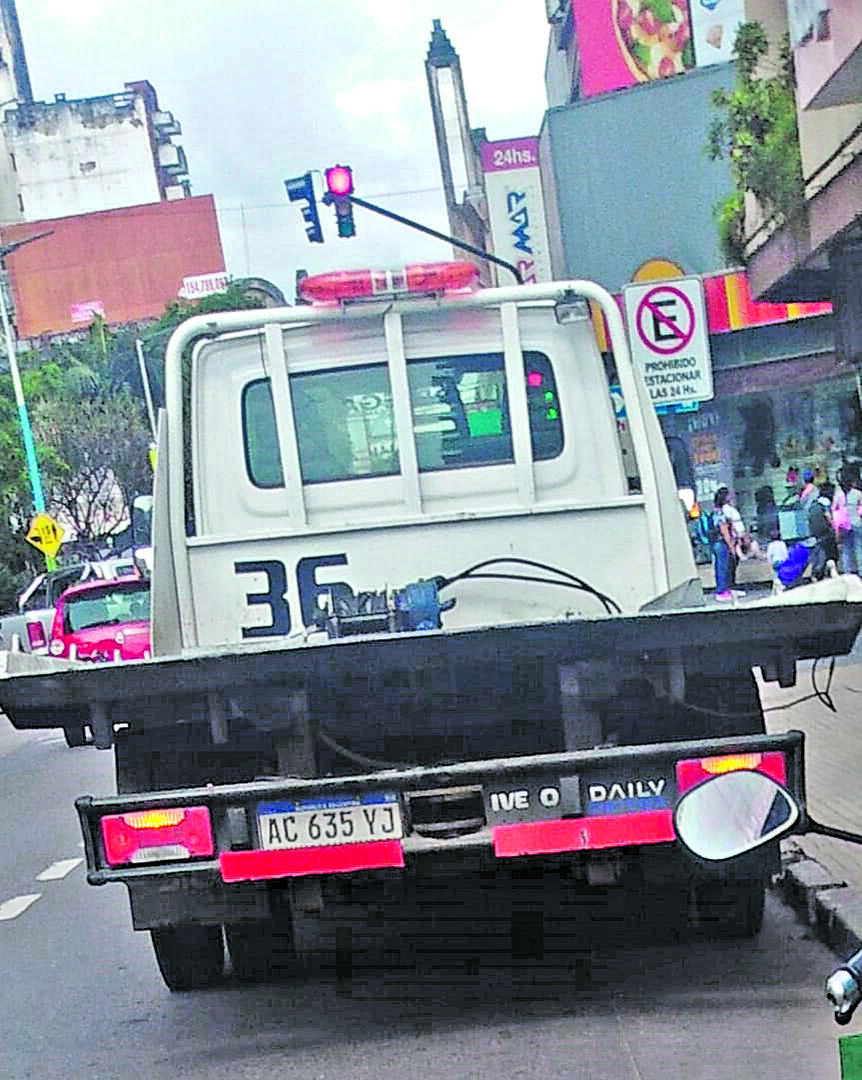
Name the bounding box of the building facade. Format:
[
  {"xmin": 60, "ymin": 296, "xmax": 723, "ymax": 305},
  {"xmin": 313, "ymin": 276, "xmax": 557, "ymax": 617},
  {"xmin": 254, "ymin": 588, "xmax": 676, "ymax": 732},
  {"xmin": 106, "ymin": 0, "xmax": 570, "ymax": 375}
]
[
  {"xmin": 744, "ymin": 0, "xmax": 861, "ymax": 374},
  {"xmin": 1, "ymin": 196, "xmax": 225, "ymax": 338},
  {"xmin": 2, "ymin": 80, "xmax": 190, "ymax": 223},
  {"xmin": 537, "ymin": 0, "xmax": 852, "ymax": 538},
  {"xmin": 0, "ymin": 0, "xmax": 31, "ymax": 224}
]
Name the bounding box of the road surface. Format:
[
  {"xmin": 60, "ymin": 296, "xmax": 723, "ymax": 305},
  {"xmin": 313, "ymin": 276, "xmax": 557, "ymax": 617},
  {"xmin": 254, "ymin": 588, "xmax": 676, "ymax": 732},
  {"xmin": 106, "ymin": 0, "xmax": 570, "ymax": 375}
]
[{"xmin": 1, "ymin": 722, "xmax": 852, "ymax": 1079}]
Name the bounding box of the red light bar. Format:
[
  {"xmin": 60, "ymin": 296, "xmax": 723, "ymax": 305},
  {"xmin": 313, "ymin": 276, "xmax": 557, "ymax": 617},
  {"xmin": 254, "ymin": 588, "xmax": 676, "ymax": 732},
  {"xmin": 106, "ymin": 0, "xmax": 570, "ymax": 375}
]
[
  {"xmin": 299, "ymin": 261, "xmax": 480, "ymax": 303},
  {"xmin": 493, "ymin": 809, "xmax": 675, "ymax": 858},
  {"xmin": 220, "ymin": 840, "xmax": 404, "ymax": 882},
  {"xmin": 101, "ymin": 806, "xmax": 214, "ymax": 866}
]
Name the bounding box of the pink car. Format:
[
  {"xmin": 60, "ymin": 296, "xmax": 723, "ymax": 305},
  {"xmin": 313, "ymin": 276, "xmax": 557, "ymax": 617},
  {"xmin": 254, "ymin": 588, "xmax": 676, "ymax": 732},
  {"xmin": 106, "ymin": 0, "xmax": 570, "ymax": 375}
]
[{"xmin": 49, "ymin": 576, "xmax": 151, "ymax": 663}]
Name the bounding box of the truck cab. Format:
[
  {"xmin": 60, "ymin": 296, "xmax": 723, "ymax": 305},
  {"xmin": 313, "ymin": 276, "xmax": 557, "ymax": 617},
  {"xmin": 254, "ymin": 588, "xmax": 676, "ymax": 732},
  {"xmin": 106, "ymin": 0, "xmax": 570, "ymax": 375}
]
[{"xmin": 153, "ymin": 267, "xmax": 698, "ymax": 656}]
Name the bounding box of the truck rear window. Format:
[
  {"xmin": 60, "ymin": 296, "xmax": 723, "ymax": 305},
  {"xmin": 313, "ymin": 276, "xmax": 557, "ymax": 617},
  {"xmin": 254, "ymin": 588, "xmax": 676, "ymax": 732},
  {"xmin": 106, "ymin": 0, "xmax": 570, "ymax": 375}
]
[{"xmin": 242, "ymin": 350, "xmax": 563, "ymax": 488}]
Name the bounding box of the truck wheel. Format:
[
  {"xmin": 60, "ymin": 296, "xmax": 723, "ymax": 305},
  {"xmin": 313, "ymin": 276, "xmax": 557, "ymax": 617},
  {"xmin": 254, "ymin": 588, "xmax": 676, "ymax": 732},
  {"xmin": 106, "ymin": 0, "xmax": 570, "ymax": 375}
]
[
  {"xmin": 225, "ymin": 919, "xmax": 296, "ymax": 983},
  {"xmin": 694, "ymin": 879, "xmax": 766, "ymax": 939},
  {"xmin": 150, "ymin": 924, "xmax": 225, "ymax": 990},
  {"xmin": 63, "ymin": 725, "xmax": 87, "ymax": 748}
]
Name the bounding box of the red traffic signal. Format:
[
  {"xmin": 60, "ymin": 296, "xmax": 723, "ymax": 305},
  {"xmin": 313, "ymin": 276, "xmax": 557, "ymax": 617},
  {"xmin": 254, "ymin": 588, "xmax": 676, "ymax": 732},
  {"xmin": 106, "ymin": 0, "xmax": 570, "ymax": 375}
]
[{"xmin": 325, "ymin": 165, "xmax": 354, "ymax": 198}]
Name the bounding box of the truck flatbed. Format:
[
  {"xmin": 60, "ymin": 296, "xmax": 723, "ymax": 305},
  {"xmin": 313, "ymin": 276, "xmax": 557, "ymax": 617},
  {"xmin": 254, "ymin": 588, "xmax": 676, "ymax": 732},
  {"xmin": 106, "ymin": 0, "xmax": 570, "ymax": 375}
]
[{"xmin": 2, "ymin": 577, "xmax": 860, "ymax": 726}]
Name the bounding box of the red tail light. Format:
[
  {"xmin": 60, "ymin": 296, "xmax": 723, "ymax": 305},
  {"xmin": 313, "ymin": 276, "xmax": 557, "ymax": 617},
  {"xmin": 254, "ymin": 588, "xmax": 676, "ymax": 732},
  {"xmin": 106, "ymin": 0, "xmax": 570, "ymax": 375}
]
[
  {"xmin": 26, "ymin": 620, "xmax": 47, "ymax": 651},
  {"xmin": 101, "ymin": 806, "xmax": 214, "ymax": 866},
  {"xmin": 676, "ymin": 751, "xmax": 787, "ymax": 795}
]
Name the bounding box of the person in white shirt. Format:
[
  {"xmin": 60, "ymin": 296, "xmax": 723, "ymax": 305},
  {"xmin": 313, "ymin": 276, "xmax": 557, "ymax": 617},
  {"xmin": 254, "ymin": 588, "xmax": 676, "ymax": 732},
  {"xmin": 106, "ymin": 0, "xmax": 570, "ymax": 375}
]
[{"xmin": 711, "ymin": 486, "xmax": 744, "ymax": 600}]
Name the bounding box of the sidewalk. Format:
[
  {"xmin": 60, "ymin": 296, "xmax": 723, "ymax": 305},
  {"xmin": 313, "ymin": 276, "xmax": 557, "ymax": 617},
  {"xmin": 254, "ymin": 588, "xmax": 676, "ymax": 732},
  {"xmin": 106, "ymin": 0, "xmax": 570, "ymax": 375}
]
[{"xmin": 760, "ymin": 659, "xmax": 862, "ymax": 958}]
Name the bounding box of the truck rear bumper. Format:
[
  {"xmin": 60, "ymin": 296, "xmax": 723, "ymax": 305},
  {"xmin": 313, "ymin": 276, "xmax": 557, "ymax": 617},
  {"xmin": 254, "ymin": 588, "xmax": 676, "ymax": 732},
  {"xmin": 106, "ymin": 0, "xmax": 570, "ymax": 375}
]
[{"xmin": 77, "ymin": 731, "xmax": 805, "ymax": 889}]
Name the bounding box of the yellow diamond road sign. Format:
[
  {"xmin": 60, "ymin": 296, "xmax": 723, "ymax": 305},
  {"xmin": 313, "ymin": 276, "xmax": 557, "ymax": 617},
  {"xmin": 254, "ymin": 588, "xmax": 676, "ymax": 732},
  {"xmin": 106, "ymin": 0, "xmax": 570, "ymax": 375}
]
[{"xmin": 26, "ymin": 513, "xmax": 64, "ymax": 558}]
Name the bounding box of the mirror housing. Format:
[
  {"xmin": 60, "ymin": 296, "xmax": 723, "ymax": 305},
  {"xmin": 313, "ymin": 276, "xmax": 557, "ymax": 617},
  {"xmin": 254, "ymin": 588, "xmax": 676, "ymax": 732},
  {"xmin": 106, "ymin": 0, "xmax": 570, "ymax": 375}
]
[{"xmin": 674, "ymin": 770, "xmax": 800, "ymax": 861}]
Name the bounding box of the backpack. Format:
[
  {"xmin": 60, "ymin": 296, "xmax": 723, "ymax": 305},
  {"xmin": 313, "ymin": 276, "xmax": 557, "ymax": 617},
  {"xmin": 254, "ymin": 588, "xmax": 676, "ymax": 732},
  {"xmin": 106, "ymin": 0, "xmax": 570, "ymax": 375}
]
[{"xmin": 706, "ymin": 508, "xmax": 725, "ymax": 544}]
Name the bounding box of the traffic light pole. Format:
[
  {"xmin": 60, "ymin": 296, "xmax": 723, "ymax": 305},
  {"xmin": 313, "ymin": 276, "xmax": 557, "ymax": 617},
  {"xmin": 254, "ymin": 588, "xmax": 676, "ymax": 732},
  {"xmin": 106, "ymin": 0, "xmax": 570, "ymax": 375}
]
[{"xmin": 347, "ymin": 194, "xmax": 524, "ymax": 285}]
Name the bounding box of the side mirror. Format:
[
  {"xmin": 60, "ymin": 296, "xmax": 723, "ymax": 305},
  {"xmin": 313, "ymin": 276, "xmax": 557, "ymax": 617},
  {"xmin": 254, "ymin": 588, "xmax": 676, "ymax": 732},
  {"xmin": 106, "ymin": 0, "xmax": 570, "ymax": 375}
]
[{"xmin": 674, "ymin": 770, "xmax": 800, "ymax": 861}]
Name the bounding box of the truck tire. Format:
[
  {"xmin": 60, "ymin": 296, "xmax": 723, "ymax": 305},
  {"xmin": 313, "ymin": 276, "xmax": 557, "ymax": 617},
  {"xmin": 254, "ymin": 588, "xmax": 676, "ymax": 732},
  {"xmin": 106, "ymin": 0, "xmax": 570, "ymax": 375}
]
[
  {"xmin": 225, "ymin": 918, "xmax": 296, "ymax": 983},
  {"xmin": 150, "ymin": 924, "xmax": 225, "ymax": 990},
  {"xmin": 694, "ymin": 879, "xmax": 766, "ymax": 939},
  {"xmin": 63, "ymin": 724, "xmax": 87, "ymax": 748}
]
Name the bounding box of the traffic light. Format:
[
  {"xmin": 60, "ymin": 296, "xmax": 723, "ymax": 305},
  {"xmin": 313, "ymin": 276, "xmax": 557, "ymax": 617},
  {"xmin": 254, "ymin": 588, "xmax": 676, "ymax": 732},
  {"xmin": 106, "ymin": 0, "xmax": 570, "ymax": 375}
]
[
  {"xmin": 284, "ymin": 172, "xmax": 323, "ymax": 244},
  {"xmin": 323, "ymin": 164, "xmax": 356, "ymax": 238}
]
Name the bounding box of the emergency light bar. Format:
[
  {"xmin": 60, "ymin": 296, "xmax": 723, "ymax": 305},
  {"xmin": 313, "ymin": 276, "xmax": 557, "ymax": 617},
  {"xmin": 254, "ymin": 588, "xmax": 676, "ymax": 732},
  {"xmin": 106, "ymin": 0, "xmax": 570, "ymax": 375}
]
[{"xmin": 298, "ymin": 261, "xmax": 480, "ymax": 303}]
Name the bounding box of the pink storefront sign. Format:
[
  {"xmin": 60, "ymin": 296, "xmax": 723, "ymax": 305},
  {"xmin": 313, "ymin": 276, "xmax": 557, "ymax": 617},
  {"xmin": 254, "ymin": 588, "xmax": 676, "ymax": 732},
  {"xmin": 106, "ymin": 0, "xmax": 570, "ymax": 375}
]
[{"xmin": 70, "ymin": 300, "xmax": 105, "ymax": 323}]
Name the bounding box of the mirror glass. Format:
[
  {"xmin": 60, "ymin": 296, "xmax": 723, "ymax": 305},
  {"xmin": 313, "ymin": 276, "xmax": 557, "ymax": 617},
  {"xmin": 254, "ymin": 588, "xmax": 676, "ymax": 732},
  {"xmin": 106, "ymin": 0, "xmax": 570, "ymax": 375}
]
[{"xmin": 674, "ymin": 770, "xmax": 799, "ymax": 861}]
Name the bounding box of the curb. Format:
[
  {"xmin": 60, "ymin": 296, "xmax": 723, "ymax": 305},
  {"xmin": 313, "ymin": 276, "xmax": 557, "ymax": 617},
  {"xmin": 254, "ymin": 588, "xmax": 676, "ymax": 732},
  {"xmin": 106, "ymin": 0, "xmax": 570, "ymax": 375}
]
[{"xmin": 777, "ymin": 842, "xmax": 862, "ymax": 959}]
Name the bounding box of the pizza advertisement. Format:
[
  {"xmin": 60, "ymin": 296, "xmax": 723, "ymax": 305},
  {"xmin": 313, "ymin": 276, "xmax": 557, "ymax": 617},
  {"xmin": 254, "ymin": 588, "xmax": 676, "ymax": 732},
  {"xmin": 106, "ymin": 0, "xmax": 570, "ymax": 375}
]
[{"xmin": 571, "ymin": 0, "xmax": 746, "ymax": 99}]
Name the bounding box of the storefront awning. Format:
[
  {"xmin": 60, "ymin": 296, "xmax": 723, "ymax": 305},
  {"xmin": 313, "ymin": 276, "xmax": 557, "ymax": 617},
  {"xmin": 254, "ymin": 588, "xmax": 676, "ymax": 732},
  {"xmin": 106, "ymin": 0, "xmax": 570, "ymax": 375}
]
[
  {"xmin": 591, "ymin": 270, "xmax": 832, "ymax": 351},
  {"xmin": 702, "ymin": 271, "xmax": 831, "ymax": 333}
]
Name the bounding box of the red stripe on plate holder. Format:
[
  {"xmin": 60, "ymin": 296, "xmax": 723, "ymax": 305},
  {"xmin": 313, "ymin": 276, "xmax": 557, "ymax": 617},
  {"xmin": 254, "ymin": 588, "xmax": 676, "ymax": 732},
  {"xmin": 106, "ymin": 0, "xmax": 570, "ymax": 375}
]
[
  {"xmin": 493, "ymin": 809, "xmax": 675, "ymax": 858},
  {"xmin": 220, "ymin": 840, "xmax": 404, "ymax": 882}
]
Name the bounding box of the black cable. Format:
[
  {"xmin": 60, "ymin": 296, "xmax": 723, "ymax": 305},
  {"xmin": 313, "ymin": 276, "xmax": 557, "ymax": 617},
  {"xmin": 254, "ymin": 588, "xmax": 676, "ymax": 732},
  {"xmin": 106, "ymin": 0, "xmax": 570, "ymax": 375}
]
[
  {"xmin": 762, "ymin": 655, "xmax": 837, "ymax": 714},
  {"xmin": 316, "ymin": 730, "xmax": 409, "ymax": 771},
  {"xmin": 444, "ymin": 571, "xmax": 618, "ymax": 615},
  {"xmin": 811, "ymin": 654, "xmax": 837, "ymax": 712},
  {"xmin": 439, "ymin": 557, "xmax": 621, "ymax": 614}
]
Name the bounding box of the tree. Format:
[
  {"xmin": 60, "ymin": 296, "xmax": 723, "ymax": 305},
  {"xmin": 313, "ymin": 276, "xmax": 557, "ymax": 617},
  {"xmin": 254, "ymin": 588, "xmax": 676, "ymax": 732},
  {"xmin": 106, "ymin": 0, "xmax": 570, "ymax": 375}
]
[
  {"xmin": 0, "ymin": 281, "xmax": 267, "ymax": 606},
  {"xmin": 30, "ymin": 389, "xmax": 152, "ymax": 543},
  {"xmin": 707, "ymin": 22, "xmax": 804, "ymax": 264}
]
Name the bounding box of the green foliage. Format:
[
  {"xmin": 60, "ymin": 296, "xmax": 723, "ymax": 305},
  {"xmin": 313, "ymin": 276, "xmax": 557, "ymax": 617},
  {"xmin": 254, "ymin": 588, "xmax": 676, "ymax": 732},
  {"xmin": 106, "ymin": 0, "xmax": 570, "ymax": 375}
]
[
  {"xmin": 707, "ymin": 22, "xmax": 804, "ymax": 264},
  {"xmin": 31, "ymin": 389, "xmax": 153, "ymax": 541},
  {"xmin": 0, "ymin": 281, "xmax": 268, "ymax": 608}
]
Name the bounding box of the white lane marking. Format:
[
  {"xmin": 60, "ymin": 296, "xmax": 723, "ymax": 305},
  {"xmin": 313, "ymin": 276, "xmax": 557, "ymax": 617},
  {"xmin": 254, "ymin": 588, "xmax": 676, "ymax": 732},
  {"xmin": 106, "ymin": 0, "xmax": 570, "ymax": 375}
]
[
  {"xmin": 0, "ymin": 894, "xmax": 42, "ymax": 920},
  {"xmin": 36, "ymin": 857, "xmax": 83, "ymax": 881}
]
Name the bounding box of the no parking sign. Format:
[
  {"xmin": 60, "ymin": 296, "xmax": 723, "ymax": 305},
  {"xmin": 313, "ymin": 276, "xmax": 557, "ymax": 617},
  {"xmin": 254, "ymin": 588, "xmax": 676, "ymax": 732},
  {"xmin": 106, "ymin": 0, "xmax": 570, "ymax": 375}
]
[{"xmin": 623, "ymin": 277, "xmax": 713, "ymax": 406}]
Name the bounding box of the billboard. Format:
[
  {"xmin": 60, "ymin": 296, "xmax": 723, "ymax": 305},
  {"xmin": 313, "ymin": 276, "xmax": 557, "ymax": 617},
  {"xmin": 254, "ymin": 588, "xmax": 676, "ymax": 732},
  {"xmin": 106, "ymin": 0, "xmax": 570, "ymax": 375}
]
[
  {"xmin": 2, "ymin": 195, "xmax": 226, "ymax": 338},
  {"xmin": 571, "ymin": 0, "xmax": 746, "ymax": 99},
  {"xmin": 481, "ymin": 137, "xmax": 552, "ymax": 285}
]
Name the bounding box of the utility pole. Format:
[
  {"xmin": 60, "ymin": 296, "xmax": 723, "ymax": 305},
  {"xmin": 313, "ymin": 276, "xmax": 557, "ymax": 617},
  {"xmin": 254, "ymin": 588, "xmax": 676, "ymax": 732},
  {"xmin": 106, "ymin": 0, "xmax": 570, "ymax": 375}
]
[{"xmin": 0, "ymin": 229, "xmax": 55, "ymax": 567}]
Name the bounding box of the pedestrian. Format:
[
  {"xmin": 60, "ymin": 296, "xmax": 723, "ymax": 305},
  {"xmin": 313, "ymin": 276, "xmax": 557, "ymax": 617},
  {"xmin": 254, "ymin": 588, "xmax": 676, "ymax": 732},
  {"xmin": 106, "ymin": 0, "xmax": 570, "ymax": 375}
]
[
  {"xmin": 710, "ymin": 486, "xmax": 742, "ymax": 601},
  {"xmin": 848, "ymin": 471, "xmax": 862, "ymax": 575},
  {"xmin": 808, "ymin": 479, "xmax": 838, "ymax": 580},
  {"xmin": 835, "ymin": 465, "xmax": 859, "ymax": 573},
  {"xmin": 766, "ymin": 527, "xmax": 788, "ymax": 574},
  {"xmin": 799, "ymin": 469, "xmax": 819, "ymax": 513}
]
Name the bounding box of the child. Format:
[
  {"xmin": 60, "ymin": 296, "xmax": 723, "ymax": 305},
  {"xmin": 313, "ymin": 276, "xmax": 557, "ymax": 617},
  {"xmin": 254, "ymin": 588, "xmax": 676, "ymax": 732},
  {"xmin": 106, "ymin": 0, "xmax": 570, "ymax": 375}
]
[
  {"xmin": 766, "ymin": 529, "xmax": 788, "ymax": 572},
  {"xmin": 768, "ymin": 527, "xmax": 810, "ymax": 591}
]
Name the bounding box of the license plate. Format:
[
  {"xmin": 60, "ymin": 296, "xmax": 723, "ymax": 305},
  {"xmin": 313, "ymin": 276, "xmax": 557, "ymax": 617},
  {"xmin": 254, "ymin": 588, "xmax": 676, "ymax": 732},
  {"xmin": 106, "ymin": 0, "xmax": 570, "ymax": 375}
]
[{"xmin": 257, "ymin": 793, "xmax": 403, "ymax": 850}]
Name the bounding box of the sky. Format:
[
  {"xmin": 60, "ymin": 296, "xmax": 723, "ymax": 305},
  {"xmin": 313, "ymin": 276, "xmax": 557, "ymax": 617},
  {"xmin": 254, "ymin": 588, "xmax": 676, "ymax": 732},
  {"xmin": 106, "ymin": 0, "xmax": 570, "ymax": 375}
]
[{"xmin": 14, "ymin": 1, "xmax": 551, "ymax": 299}]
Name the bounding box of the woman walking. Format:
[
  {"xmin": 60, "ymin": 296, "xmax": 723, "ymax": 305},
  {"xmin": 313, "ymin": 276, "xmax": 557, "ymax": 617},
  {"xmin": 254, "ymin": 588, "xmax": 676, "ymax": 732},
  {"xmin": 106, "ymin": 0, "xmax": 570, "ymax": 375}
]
[
  {"xmin": 710, "ymin": 486, "xmax": 739, "ymax": 601},
  {"xmin": 847, "ymin": 469, "xmax": 862, "ymax": 575},
  {"xmin": 833, "ymin": 466, "xmax": 855, "ymax": 573}
]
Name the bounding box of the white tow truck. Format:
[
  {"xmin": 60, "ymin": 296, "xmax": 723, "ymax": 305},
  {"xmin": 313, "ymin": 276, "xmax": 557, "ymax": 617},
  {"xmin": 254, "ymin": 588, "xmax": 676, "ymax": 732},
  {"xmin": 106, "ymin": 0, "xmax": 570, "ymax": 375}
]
[{"xmin": 0, "ymin": 262, "xmax": 859, "ymax": 989}]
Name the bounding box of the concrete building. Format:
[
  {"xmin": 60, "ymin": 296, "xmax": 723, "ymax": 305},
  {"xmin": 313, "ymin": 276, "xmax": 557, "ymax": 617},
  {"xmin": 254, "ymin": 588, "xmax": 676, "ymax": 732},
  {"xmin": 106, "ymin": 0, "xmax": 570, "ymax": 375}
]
[
  {"xmin": 743, "ymin": 0, "xmax": 861, "ymax": 373},
  {"xmin": 0, "ymin": 0, "xmax": 31, "ymax": 224},
  {"xmin": 2, "ymin": 79, "xmax": 190, "ymax": 223},
  {"xmin": 424, "ymin": 20, "xmax": 492, "ymax": 280}
]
